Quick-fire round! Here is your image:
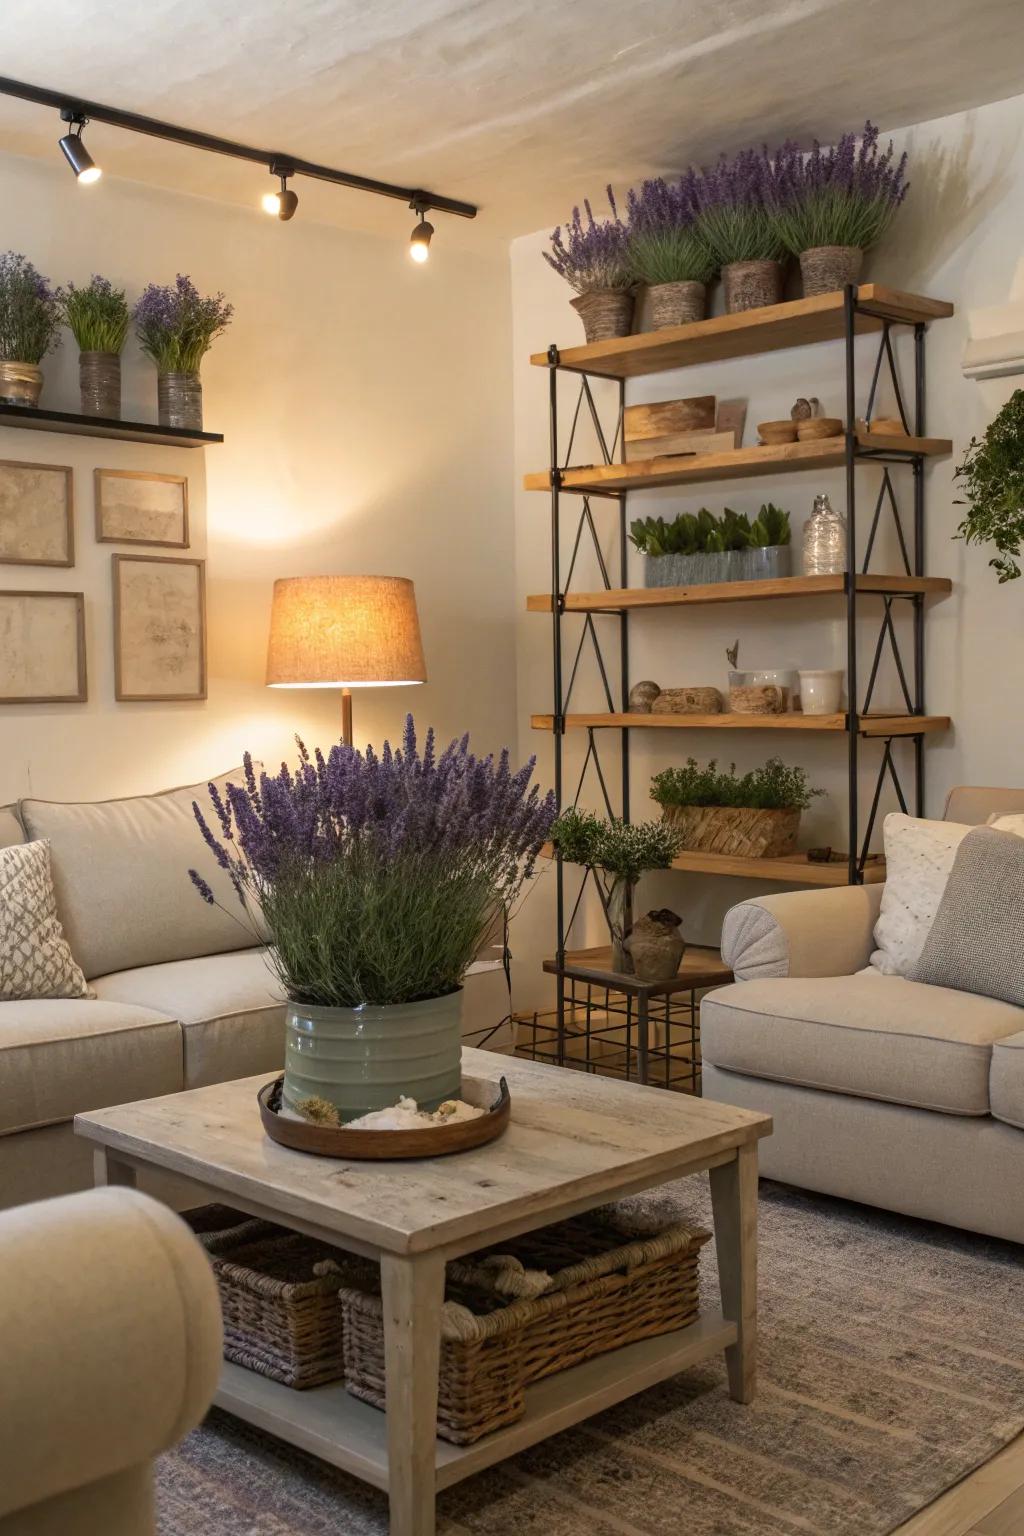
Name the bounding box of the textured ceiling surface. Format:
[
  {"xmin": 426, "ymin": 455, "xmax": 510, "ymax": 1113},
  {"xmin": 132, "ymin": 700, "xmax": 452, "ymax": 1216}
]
[{"xmin": 0, "ymin": 0, "xmax": 1022, "ymax": 244}]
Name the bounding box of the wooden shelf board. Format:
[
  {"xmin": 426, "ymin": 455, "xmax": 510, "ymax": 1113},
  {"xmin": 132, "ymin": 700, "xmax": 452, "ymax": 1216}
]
[
  {"xmin": 216, "ymin": 1314, "xmax": 737, "ymax": 1493},
  {"xmin": 532, "ymin": 712, "xmax": 949, "ymax": 737},
  {"xmin": 524, "ymin": 433, "xmax": 951, "ymax": 494},
  {"xmin": 0, "ymin": 403, "xmax": 223, "ymax": 448},
  {"xmin": 540, "ymin": 844, "xmax": 884, "ymax": 887},
  {"xmin": 526, "ymin": 573, "xmax": 952, "ymax": 613},
  {"xmin": 530, "ymin": 285, "xmax": 954, "ymax": 379}
]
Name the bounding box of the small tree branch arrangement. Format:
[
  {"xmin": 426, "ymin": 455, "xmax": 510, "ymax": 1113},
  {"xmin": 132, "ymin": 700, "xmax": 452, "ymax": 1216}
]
[{"xmin": 954, "ymin": 389, "xmax": 1024, "ymax": 582}]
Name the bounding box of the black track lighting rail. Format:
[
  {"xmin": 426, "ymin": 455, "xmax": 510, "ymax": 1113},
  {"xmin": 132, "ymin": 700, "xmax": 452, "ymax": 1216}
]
[{"xmin": 0, "ymin": 75, "xmax": 478, "ymax": 220}]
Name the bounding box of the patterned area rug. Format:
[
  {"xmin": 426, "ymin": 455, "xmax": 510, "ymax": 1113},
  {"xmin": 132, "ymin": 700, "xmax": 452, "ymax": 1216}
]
[{"xmin": 158, "ymin": 1180, "xmax": 1024, "ymax": 1536}]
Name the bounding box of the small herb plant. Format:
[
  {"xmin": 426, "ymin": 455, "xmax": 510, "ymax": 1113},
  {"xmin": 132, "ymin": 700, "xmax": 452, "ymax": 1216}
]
[
  {"xmin": 954, "ymin": 389, "xmax": 1024, "ymax": 582},
  {"xmin": 651, "ymin": 758, "xmax": 822, "ymax": 813},
  {"xmin": 625, "ymin": 174, "xmax": 717, "ymax": 287},
  {"xmin": 61, "ymin": 276, "xmax": 131, "ymax": 354},
  {"xmin": 543, "ymin": 189, "xmax": 632, "ymax": 293},
  {"xmin": 630, "ymin": 503, "xmax": 790, "ymax": 557},
  {"xmin": 134, "ymin": 273, "xmax": 233, "ymax": 373},
  {"xmin": 693, "ymin": 149, "xmax": 786, "ymax": 265},
  {"xmin": 551, "ymin": 808, "xmax": 684, "ymax": 882},
  {"xmin": 770, "ymin": 123, "xmax": 908, "ymax": 255},
  {"xmin": 0, "ymin": 251, "xmax": 61, "ymax": 364}
]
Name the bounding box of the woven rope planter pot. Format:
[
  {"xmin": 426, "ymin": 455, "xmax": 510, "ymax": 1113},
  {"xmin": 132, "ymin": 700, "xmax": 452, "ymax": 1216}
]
[
  {"xmin": 800, "ymin": 244, "xmax": 863, "ymax": 297},
  {"xmin": 662, "ymin": 802, "xmax": 801, "ymax": 857},
  {"xmin": 570, "ymin": 289, "xmax": 634, "ymax": 342},
  {"xmin": 648, "ymin": 280, "xmax": 706, "ymax": 330},
  {"xmin": 722, "ymin": 259, "xmax": 784, "ymax": 313},
  {"xmin": 79, "ymin": 351, "xmax": 121, "ymax": 417}
]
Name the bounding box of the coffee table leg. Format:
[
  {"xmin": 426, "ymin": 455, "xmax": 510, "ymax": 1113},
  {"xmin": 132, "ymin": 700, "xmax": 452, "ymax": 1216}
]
[
  {"xmin": 708, "ymin": 1142, "xmax": 758, "ymax": 1404},
  {"xmin": 93, "ymin": 1148, "xmax": 137, "ymax": 1188},
  {"xmin": 380, "ymin": 1251, "xmax": 445, "ymax": 1536}
]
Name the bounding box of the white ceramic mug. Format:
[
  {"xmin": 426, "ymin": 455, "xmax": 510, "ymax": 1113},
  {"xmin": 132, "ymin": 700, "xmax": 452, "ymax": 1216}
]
[{"xmin": 798, "ymin": 669, "xmax": 844, "ymax": 714}]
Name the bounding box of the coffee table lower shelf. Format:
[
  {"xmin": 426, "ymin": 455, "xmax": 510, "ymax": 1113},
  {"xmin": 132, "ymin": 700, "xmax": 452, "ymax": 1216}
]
[{"xmin": 215, "ymin": 1310, "xmax": 736, "ymax": 1493}]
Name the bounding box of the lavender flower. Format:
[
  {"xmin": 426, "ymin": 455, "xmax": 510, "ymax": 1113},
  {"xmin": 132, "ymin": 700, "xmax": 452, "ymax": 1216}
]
[
  {"xmin": 190, "ymin": 717, "xmax": 557, "ymax": 1008},
  {"xmin": 625, "ymin": 173, "xmax": 716, "ymax": 286},
  {"xmin": 0, "ymin": 252, "xmax": 61, "ymax": 364},
  {"xmin": 543, "ymin": 188, "xmax": 632, "ymax": 293},
  {"xmin": 768, "ymin": 123, "xmax": 909, "ymax": 254},
  {"xmin": 134, "ymin": 273, "xmax": 233, "ymax": 373},
  {"xmin": 692, "ymin": 148, "xmax": 787, "ymax": 264}
]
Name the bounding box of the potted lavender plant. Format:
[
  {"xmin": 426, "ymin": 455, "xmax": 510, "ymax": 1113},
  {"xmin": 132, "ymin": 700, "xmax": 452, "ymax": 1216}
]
[
  {"xmin": 189, "ymin": 719, "xmax": 555, "ymax": 1122},
  {"xmin": 626, "ymin": 173, "xmax": 717, "ymax": 329},
  {"xmin": 543, "ymin": 190, "xmax": 634, "ymax": 342},
  {"xmin": 771, "ymin": 123, "xmax": 909, "ymax": 296},
  {"xmin": 60, "ymin": 276, "xmax": 131, "ymax": 418},
  {"xmin": 693, "ymin": 149, "xmax": 787, "ymax": 313},
  {"xmin": 134, "ymin": 273, "xmax": 233, "ymax": 430},
  {"xmin": 0, "ymin": 252, "xmax": 61, "ymax": 407}
]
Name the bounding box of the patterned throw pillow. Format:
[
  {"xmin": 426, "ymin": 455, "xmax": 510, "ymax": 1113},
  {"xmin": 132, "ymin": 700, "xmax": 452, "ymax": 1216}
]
[{"xmin": 0, "ymin": 840, "xmax": 90, "ymax": 1000}]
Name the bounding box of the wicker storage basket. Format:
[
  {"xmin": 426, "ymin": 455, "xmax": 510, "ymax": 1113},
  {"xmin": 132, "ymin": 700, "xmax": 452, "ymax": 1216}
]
[
  {"xmin": 184, "ymin": 1205, "xmax": 372, "ymax": 1389},
  {"xmin": 336, "ymin": 1208, "xmax": 709, "ymax": 1444},
  {"xmin": 662, "ymin": 802, "xmax": 801, "ymax": 857}
]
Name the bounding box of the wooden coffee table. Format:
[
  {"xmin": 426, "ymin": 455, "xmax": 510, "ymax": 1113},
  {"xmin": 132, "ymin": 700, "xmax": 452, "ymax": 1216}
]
[{"xmin": 75, "ymin": 1048, "xmax": 771, "ymax": 1536}]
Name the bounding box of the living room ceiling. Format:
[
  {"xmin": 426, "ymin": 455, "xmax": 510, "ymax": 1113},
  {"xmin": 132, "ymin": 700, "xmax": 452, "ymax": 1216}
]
[{"xmin": 1, "ymin": 0, "xmax": 1022, "ymax": 246}]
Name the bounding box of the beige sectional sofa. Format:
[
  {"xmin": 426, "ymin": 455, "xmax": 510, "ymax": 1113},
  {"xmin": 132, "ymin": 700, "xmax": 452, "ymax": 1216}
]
[
  {"xmin": 1, "ymin": 771, "xmax": 508, "ymax": 1210},
  {"xmin": 702, "ymin": 787, "xmax": 1024, "ymax": 1246}
]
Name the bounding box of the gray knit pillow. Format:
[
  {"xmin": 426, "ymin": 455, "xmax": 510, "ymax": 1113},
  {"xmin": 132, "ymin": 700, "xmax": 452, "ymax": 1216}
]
[{"xmin": 913, "ymin": 827, "xmax": 1024, "ymax": 1006}]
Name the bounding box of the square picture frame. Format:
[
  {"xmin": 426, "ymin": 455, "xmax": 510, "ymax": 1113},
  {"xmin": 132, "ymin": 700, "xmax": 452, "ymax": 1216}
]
[
  {"xmin": 0, "ymin": 589, "xmax": 87, "ymax": 703},
  {"xmin": 95, "ymin": 468, "xmax": 189, "ymax": 548},
  {"xmin": 0, "ymin": 459, "xmax": 74, "ymax": 567},
  {"xmin": 112, "ymin": 554, "xmax": 207, "ymax": 702}
]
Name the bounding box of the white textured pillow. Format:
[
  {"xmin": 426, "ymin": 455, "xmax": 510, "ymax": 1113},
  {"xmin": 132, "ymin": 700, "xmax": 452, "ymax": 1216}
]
[
  {"xmin": 988, "ymin": 813, "xmax": 1024, "ymax": 836},
  {"xmin": 0, "ymin": 840, "xmax": 89, "ymax": 1000}
]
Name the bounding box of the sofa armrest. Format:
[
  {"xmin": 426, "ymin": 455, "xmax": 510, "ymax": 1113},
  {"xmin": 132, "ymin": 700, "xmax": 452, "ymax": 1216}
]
[
  {"xmin": 0, "ymin": 1187, "xmax": 222, "ymax": 1522},
  {"xmin": 722, "ymin": 884, "xmax": 885, "ymax": 981}
]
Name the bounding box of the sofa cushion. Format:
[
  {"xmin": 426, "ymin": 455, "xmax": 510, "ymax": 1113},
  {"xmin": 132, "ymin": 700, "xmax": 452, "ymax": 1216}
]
[
  {"xmin": 91, "ymin": 948, "xmax": 285, "ymax": 1088},
  {"xmin": 0, "ymin": 803, "xmax": 23, "ymax": 848},
  {"xmin": 914, "ymin": 827, "xmax": 1024, "ymax": 1007},
  {"xmin": 19, "ymin": 771, "xmax": 262, "ymax": 980},
  {"xmin": 0, "ymin": 999, "xmax": 182, "ymax": 1135},
  {"xmin": 701, "ymin": 972, "xmax": 1024, "ymax": 1116},
  {"xmin": 0, "ymin": 841, "xmax": 90, "ymax": 1001},
  {"xmin": 991, "ymin": 1031, "xmax": 1024, "ymax": 1130}
]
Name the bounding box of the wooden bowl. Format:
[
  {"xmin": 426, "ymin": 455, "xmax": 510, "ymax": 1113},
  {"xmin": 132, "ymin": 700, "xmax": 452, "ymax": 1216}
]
[
  {"xmin": 258, "ymin": 1074, "xmax": 511, "ymax": 1160},
  {"xmin": 796, "ymin": 417, "xmax": 843, "ymax": 440},
  {"xmin": 867, "ymin": 416, "xmax": 907, "ymax": 436},
  {"xmin": 757, "ymin": 420, "xmax": 798, "ymax": 445}
]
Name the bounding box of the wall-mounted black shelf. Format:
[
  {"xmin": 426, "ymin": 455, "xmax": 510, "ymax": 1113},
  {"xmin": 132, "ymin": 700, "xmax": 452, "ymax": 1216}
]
[{"xmin": 0, "ymin": 403, "xmax": 223, "ymax": 449}]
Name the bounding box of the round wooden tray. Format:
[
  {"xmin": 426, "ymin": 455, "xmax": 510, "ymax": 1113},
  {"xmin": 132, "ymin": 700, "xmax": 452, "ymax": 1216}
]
[{"xmin": 258, "ymin": 1074, "xmax": 511, "ymax": 1160}]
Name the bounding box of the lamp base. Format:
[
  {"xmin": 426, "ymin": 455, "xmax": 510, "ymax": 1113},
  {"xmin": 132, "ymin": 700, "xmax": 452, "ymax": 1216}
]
[{"xmin": 341, "ymin": 688, "xmax": 353, "ymax": 747}]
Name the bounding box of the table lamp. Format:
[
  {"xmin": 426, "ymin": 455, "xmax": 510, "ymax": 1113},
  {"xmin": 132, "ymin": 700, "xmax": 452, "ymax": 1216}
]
[{"xmin": 265, "ymin": 575, "xmax": 426, "ymax": 745}]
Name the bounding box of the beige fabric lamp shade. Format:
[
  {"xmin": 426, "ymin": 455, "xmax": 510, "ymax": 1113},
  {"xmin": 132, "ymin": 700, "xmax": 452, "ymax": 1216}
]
[{"xmin": 266, "ymin": 576, "xmax": 427, "ymax": 689}]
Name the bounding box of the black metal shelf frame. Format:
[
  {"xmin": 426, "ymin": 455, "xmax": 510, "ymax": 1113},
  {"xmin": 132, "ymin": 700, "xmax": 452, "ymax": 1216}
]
[{"xmin": 545, "ymin": 285, "xmax": 939, "ymax": 1027}]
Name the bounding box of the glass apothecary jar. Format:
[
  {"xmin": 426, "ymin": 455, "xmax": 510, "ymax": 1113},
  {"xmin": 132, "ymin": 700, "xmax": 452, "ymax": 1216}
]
[{"xmin": 802, "ymin": 492, "xmax": 847, "ymax": 576}]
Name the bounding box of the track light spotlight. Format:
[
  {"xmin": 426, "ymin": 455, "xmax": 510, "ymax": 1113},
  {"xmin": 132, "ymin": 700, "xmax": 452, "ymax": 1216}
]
[
  {"xmin": 409, "ymin": 201, "xmax": 434, "ymax": 263},
  {"xmin": 263, "ymin": 163, "xmax": 298, "ymax": 221},
  {"xmin": 58, "ymin": 112, "xmax": 101, "ymax": 184}
]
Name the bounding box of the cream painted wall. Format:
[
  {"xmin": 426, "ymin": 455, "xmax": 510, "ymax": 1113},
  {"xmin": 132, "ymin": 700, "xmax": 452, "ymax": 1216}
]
[
  {"xmin": 510, "ymin": 92, "xmax": 1024, "ymax": 1008},
  {"xmin": 0, "ymin": 151, "xmax": 516, "ymax": 803}
]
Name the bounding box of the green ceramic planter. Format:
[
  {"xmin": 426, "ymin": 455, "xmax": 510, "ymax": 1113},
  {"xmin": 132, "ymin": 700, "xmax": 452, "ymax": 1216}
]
[{"xmin": 282, "ymin": 990, "xmax": 463, "ymax": 1122}]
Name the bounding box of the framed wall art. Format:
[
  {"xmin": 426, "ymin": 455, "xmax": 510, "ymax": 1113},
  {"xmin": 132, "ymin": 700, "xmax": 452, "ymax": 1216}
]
[
  {"xmin": 95, "ymin": 468, "xmax": 189, "ymax": 548},
  {"xmin": 0, "ymin": 590, "xmax": 87, "ymax": 703},
  {"xmin": 112, "ymin": 554, "xmax": 207, "ymax": 702},
  {"xmin": 0, "ymin": 460, "xmax": 74, "ymax": 567}
]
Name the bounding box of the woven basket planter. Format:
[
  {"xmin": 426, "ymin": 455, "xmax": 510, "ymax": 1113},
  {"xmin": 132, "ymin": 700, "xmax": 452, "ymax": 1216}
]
[
  {"xmin": 648, "ymin": 280, "xmax": 706, "ymax": 330},
  {"xmin": 662, "ymin": 802, "xmax": 801, "ymax": 857},
  {"xmin": 570, "ymin": 289, "xmax": 635, "ymax": 342},
  {"xmin": 184, "ymin": 1205, "xmax": 372, "ymax": 1389},
  {"xmin": 800, "ymin": 244, "xmax": 863, "ymax": 297},
  {"xmin": 722, "ymin": 259, "xmax": 784, "ymax": 313},
  {"xmin": 335, "ymin": 1209, "xmax": 709, "ymax": 1444}
]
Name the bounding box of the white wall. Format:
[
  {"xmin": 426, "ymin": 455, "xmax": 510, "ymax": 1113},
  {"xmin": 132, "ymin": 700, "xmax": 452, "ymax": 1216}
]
[
  {"xmin": 0, "ymin": 152, "xmax": 516, "ymax": 803},
  {"xmin": 510, "ymin": 92, "xmax": 1024, "ymax": 1008}
]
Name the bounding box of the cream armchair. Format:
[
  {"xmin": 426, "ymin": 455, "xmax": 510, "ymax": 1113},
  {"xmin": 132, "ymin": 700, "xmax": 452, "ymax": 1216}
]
[{"xmin": 0, "ymin": 1187, "xmax": 222, "ymax": 1535}]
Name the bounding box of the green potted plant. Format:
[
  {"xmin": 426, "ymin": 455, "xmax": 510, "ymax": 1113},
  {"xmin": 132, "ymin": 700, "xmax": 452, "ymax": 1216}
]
[
  {"xmin": 770, "ymin": 123, "xmax": 909, "ymax": 297},
  {"xmin": 60, "ymin": 276, "xmax": 131, "ymax": 418},
  {"xmin": 631, "ymin": 503, "xmax": 791, "ymax": 587},
  {"xmin": 189, "ymin": 719, "xmax": 555, "ymax": 1122},
  {"xmin": 0, "ymin": 252, "xmax": 61, "ymax": 407},
  {"xmin": 134, "ymin": 273, "xmax": 233, "ymax": 430},
  {"xmin": 626, "ymin": 174, "xmax": 717, "ymax": 329},
  {"xmin": 550, "ymin": 808, "xmax": 684, "ymax": 973},
  {"xmin": 954, "ymin": 389, "xmax": 1024, "ymax": 582},
  {"xmin": 650, "ymin": 757, "xmax": 822, "ymax": 858},
  {"xmin": 693, "ymin": 150, "xmax": 787, "ymax": 313},
  {"xmin": 543, "ymin": 189, "xmax": 634, "ymax": 342},
  {"xmin": 739, "ymin": 502, "xmax": 792, "ymax": 579}
]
